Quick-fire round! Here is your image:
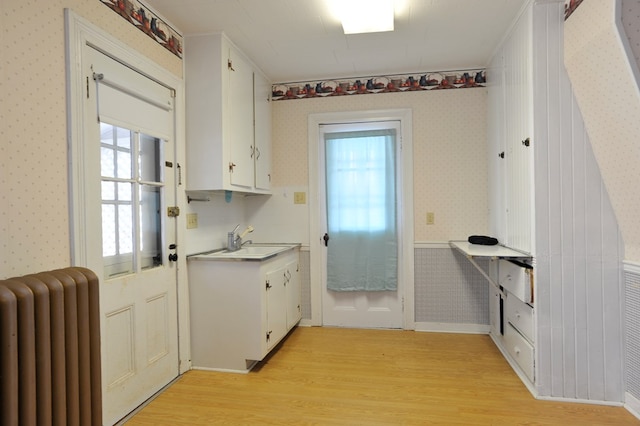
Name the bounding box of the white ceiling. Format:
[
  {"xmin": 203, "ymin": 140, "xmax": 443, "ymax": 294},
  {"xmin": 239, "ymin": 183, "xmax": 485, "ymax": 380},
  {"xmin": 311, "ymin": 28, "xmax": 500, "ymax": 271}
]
[{"xmin": 143, "ymin": 0, "xmax": 528, "ymax": 83}]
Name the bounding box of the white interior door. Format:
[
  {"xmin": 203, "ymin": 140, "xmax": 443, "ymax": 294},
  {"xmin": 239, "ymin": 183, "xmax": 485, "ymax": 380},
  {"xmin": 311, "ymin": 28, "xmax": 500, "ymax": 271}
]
[
  {"xmin": 84, "ymin": 46, "xmax": 179, "ymax": 425},
  {"xmin": 319, "ymin": 121, "xmax": 403, "ymax": 329}
]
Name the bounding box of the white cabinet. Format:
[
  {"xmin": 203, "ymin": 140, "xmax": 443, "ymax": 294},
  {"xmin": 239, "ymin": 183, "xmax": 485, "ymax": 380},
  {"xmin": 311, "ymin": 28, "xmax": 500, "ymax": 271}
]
[
  {"xmin": 488, "ymin": 258, "xmax": 535, "ymax": 384},
  {"xmin": 284, "ymin": 259, "xmax": 301, "ymax": 329},
  {"xmin": 185, "ymin": 32, "xmax": 271, "ymax": 194},
  {"xmin": 187, "ymin": 247, "xmax": 300, "ymax": 372},
  {"xmin": 254, "ymin": 70, "xmax": 272, "ymax": 191}
]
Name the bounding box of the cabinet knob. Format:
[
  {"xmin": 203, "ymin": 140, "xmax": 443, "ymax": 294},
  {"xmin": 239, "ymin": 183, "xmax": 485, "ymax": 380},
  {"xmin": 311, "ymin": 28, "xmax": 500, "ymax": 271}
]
[{"xmin": 229, "ymin": 162, "xmax": 236, "ymax": 172}]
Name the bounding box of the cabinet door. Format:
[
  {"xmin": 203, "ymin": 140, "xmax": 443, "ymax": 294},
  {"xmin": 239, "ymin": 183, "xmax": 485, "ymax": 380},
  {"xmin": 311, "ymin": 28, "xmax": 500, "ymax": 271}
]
[
  {"xmin": 502, "ymin": 6, "xmax": 534, "ymax": 254},
  {"xmin": 254, "ymin": 71, "xmax": 272, "ymax": 191},
  {"xmin": 265, "ymin": 267, "xmax": 287, "ymax": 350},
  {"xmin": 285, "ymin": 259, "xmax": 301, "ymax": 329},
  {"xmin": 488, "ymin": 260, "xmax": 503, "ymax": 338},
  {"xmin": 228, "ymin": 46, "xmax": 255, "ymax": 189}
]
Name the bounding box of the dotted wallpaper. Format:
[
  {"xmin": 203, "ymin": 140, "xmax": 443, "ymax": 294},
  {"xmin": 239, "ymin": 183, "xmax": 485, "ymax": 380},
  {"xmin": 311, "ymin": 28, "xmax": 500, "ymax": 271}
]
[
  {"xmin": 272, "ymin": 88, "xmax": 489, "ymax": 242},
  {"xmin": 565, "ymin": 0, "xmax": 640, "ymax": 260},
  {"xmin": 0, "ymin": 1, "xmax": 181, "ymax": 278}
]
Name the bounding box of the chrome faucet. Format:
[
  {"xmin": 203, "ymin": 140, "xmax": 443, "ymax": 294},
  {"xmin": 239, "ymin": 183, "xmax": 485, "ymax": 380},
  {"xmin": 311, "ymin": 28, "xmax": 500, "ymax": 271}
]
[
  {"xmin": 227, "ymin": 224, "xmax": 254, "ymax": 251},
  {"xmin": 227, "ymin": 224, "xmax": 241, "ymax": 251}
]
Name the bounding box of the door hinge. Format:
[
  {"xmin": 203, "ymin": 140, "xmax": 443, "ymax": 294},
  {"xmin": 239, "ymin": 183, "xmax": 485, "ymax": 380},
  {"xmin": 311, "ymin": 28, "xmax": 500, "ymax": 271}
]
[
  {"xmin": 266, "ymin": 280, "xmax": 271, "ymax": 290},
  {"xmin": 167, "ymin": 206, "xmax": 180, "ymax": 217},
  {"xmin": 266, "ymin": 330, "xmax": 272, "ymax": 342}
]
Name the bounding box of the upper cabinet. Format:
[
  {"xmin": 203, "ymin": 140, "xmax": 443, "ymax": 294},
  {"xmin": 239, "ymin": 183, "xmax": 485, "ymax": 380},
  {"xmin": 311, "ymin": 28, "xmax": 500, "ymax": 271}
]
[
  {"xmin": 488, "ymin": 5, "xmax": 534, "ymax": 255},
  {"xmin": 185, "ymin": 33, "xmax": 272, "ymax": 194}
]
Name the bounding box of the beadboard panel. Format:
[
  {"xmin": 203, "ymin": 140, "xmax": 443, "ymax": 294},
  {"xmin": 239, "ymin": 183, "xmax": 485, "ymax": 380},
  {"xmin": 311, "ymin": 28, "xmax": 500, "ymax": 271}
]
[
  {"xmin": 489, "ymin": 1, "xmax": 625, "ymax": 403},
  {"xmin": 625, "ymin": 263, "xmax": 640, "ymax": 402},
  {"xmin": 503, "ymin": 4, "xmax": 535, "ymax": 255},
  {"xmin": 532, "ymin": 2, "xmax": 624, "ymax": 402}
]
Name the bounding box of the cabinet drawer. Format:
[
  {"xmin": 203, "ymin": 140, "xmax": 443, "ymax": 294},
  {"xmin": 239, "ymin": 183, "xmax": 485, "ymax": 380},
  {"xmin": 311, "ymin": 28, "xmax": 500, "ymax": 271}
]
[
  {"xmin": 505, "ymin": 292, "xmax": 534, "ymax": 343},
  {"xmin": 498, "ymin": 260, "xmax": 533, "ymax": 304},
  {"xmin": 504, "ymin": 324, "xmax": 534, "ymax": 383}
]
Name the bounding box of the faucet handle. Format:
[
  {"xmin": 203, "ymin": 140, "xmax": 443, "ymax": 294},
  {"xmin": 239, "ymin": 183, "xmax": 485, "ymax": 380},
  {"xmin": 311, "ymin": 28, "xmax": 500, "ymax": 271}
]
[{"xmin": 231, "ymin": 224, "xmax": 240, "ymax": 234}]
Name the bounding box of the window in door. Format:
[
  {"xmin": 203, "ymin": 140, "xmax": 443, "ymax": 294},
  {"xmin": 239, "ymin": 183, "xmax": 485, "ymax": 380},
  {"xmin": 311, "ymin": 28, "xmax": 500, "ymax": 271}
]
[
  {"xmin": 100, "ymin": 122, "xmax": 165, "ymax": 278},
  {"xmin": 324, "ymin": 127, "xmax": 398, "ymax": 292}
]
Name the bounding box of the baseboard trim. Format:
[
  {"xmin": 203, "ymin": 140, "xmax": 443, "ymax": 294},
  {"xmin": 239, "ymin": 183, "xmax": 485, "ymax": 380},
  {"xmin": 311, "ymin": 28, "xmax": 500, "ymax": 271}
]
[
  {"xmin": 625, "ymin": 392, "xmax": 640, "ymax": 419},
  {"xmin": 414, "ymin": 322, "xmax": 490, "ymax": 334}
]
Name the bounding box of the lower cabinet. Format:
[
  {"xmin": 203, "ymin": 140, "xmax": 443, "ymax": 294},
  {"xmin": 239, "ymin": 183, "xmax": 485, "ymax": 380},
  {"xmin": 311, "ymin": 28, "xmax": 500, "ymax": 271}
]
[
  {"xmin": 504, "ymin": 322, "xmax": 535, "ymax": 382},
  {"xmin": 489, "ymin": 259, "xmax": 536, "ymax": 385},
  {"xmin": 188, "ymin": 248, "xmax": 301, "ymax": 372}
]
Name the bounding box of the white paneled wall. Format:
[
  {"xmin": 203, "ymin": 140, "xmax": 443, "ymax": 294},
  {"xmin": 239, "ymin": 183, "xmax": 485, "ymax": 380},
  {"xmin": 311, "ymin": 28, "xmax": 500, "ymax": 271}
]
[
  {"xmin": 503, "ymin": 5, "xmax": 535, "ymax": 254},
  {"xmin": 532, "ymin": 2, "xmax": 624, "ymax": 402},
  {"xmin": 488, "ymin": 1, "xmax": 624, "ymax": 402}
]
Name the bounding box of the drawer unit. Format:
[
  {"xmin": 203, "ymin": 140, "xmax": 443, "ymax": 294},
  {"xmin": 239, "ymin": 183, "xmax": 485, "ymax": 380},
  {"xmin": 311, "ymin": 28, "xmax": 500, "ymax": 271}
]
[
  {"xmin": 498, "ymin": 259, "xmax": 533, "ymax": 304},
  {"xmin": 505, "ymin": 292, "xmax": 534, "ymax": 343},
  {"xmin": 504, "ymin": 323, "xmax": 534, "ymax": 382}
]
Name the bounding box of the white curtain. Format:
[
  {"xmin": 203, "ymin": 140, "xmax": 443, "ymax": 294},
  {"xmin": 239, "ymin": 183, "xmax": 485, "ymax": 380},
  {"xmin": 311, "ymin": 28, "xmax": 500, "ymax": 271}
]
[{"xmin": 324, "ymin": 129, "xmax": 397, "ymax": 291}]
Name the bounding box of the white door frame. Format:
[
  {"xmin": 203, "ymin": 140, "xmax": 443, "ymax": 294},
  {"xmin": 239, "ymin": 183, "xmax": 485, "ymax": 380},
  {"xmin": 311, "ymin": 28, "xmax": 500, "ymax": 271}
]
[
  {"xmin": 64, "ymin": 4, "xmax": 190, "ymax": 379},
  {"xmin": 308, "ymin": 109, "xmax": 415, "ymax": 330}
]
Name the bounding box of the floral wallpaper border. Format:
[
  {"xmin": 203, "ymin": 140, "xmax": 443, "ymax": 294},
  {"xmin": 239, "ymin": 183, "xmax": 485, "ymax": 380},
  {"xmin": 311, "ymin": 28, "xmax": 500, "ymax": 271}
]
[
  {"xmin": 271, "ymin": 69, "xmax": 486, "ymax": 101},
  {"xmin": 99, "ymin": 0, "xmax": 183, "ymax": 59},
  {"xmin": 564, "ymin": 0, "xmax": 584, "ymax": 20}
]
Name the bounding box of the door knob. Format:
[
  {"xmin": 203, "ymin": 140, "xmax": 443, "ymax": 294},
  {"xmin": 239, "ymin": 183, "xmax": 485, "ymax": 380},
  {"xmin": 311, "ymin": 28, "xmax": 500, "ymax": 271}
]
[{"xmin": 168, "ymin": 243, "xmax": 178, "ymax": 262}]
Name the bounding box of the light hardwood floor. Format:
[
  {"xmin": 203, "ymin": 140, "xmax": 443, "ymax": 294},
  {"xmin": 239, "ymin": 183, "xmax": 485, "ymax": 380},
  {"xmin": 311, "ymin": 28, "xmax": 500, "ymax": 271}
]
[{"xmin": 127, "ymin": 327, "xmax": 639, "ymax": 425}]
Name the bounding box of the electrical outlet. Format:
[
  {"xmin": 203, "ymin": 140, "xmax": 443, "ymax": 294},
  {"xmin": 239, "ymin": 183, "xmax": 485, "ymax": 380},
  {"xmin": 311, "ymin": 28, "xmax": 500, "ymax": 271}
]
[
  {"xmin": 426, "ymin": 212, "xmax": 435, "ymax": 225},
  {"xmin": 186, "ymin": 213, "xmax": 198, "ymax": 229},
  {"xmin": 294, "ymin": 192, "xmax": 306, "ymax": 204}
]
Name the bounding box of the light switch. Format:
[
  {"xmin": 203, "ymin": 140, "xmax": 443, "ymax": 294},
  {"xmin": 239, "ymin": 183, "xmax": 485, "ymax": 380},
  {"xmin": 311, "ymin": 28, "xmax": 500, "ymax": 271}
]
[
  {"xmin": 187, "ymin": 213, "xmax": 198, "ymax": 229},
  {"xmin": 294, "ymin": 192, "xmax": 306, "ymax": 204}
]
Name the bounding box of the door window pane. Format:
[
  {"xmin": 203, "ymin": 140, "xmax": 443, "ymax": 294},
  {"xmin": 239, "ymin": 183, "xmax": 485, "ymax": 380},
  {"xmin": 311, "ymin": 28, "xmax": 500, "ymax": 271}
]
[
  {"xmin": 100, "ymin": 122, "xmax": 165, "ymax": 277},
  {"xmin": 140, "ymin": 184, "xmax": 162, "ymax": 269},
  {"xmin": 102, "ymin": 181, "xmax": 116, "ymax": 201},
  {"xmin": 139, "ymin": 133, "xmax": 163, "ymax": 183},
  {"xmin": 117, "ymin": 150, "xmax": 132, "ymax": 179}
]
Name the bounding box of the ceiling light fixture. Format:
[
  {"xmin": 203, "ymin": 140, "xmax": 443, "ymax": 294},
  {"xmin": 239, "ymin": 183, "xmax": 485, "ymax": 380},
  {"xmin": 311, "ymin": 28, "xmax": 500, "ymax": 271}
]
[{"xmin": 338, "ymin": 0, "xmax": 395, "ymax": 35}]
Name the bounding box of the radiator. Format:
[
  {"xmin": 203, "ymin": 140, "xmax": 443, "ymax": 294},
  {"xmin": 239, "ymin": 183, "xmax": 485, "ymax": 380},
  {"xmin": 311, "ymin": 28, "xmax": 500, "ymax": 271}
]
[{"xmin": 0, "ymin": 267, "xmax": 101, "ymax": 426}]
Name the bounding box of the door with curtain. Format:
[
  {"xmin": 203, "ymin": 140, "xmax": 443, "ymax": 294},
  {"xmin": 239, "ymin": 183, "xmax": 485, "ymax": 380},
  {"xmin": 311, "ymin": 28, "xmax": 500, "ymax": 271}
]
[{"xmin": 320, "ymin": 121, "xmax": 403, "ymax": 328}]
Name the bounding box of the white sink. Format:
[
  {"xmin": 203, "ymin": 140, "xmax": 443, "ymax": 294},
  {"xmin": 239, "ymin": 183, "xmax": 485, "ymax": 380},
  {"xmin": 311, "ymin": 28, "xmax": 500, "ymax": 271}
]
[{"xmin": 193, "ymin": 245, "xmax": 295, "ymax": 260}]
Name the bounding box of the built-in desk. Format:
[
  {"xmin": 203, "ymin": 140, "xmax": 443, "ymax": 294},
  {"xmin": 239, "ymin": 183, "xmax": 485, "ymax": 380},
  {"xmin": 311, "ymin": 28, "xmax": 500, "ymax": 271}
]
[
  {"xmin": 449, "ymin": 240, "xmax": 531, "ymax": 290},
  {"xmin": 451, "ymin": 240, "xmax": 536, "ymax": 384}
]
